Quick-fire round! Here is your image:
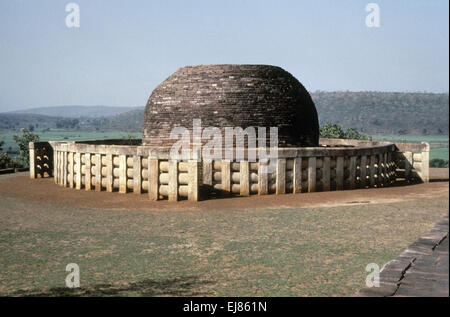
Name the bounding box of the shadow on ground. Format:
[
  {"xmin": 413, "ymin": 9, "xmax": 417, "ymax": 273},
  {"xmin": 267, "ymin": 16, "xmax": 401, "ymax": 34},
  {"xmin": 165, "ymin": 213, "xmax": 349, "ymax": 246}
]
[{"xmin": 9, "ymin": 275, "xmax": 215, "ymax": 297}]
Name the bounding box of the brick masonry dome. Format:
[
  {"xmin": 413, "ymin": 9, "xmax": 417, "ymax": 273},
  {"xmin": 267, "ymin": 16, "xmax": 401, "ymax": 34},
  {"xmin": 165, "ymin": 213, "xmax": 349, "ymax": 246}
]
[{"xmin": 142, "ymin": 64, "xmax": 319, "ymax": 147}]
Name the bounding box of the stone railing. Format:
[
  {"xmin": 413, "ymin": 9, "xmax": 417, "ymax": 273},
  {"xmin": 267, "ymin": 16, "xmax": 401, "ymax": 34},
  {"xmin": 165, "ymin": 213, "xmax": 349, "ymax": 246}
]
[
  {"xmin": 394, "ymin": 142, "xmax": 430, "ymax": 183},
  {"xmin": 29, "ymin": 141, "xmax": 53, "ymax": 178},
  {"xmin": 206, "ymin": 140, "xmax": 398, "ymax": 196},
  {"xmin": 28, "ymin": 138, "xmax": 430, "ymax": 201},
  {"xmin": 318, "ymin": 138, "xmax": 430, "ymax": 183},
  {"xmin": 48, "ymin": 140, "xmax": 201, "ymax": 201}
]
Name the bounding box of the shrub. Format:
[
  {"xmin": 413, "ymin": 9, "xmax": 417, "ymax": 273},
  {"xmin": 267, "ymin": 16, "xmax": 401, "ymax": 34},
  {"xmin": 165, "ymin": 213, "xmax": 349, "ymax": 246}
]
[
  {"xmin": 430, "ymin": 158, "xmax": 449, "ymax": 168},
  {"xmin": 319, "ymin": 123, "xmax": 372, "ymax": 140},
  {"xmin": 0, "ymin": 153, "xmax": 15, "ymax": 169},
  {"xmin": 13, "ymin": 128, "xmax": 39, "ymax": 167}
]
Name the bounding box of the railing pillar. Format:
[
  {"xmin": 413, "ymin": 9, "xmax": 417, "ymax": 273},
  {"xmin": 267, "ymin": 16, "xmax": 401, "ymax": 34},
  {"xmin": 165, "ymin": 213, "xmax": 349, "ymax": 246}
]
[
  {"xmin": 133, "ymin": 155, "xmax": 142, "ymax": 194},
  {"xmin": 188, "ymin": 160, "xmax": 200, "ymax": 201},
  {"xmin": 29, "ymin": 142, "xmax": 36, "ymax": 179},
  {"xmin": 148, "ymin": 157, "xmax": 159, "ymax": 201},
  {"xmin": 420, "ymin": 142, "xmax": 430, "ymax": 183},
  {"xmin": 308, "ymin": 157, "xmax": 316, "ymax": 192},
  {"xmin": 258, "ymin": 159, "xmax": 268, "ymax": 195}
]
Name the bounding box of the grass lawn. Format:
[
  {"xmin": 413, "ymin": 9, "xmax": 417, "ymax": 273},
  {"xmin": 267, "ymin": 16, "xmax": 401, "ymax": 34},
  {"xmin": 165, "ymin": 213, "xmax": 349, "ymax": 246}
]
[{"xmin": 0, "ymin": 195, "xmax": 447, "ymax": 296}]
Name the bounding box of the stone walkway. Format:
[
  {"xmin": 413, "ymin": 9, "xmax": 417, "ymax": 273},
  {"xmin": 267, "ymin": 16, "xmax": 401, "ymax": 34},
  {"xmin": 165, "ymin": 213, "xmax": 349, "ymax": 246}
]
[{"xmin": 357, "ymin": 216, "xmax": 449, "ymax": 297}]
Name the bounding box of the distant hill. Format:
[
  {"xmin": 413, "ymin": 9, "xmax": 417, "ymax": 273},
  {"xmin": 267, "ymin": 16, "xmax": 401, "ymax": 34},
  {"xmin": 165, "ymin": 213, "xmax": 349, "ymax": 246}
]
[
  {"xmin": 101, "ymin": 109, "xmax": 145, "ymax": 131},
  {"xmin": 1, "ymin": 92, "xmax": 448, "ymax": 135},
  {"xmin": 0, "ymin": 113, "xmax": 60, "ymax": 131},
  {"xmin": 10, "ymin": 105, "xmax": 140, "ymax": 118},
  {"xmin": 105, "ymin": 92, "xmax": 449, "ymax": 135},
  {"xmin": 311, "ymin": 91, "xmax": 449, "ymax": 135},
  {"xmin": 78, "ymin": 109, "xmax": 145, "ymax": 132}
]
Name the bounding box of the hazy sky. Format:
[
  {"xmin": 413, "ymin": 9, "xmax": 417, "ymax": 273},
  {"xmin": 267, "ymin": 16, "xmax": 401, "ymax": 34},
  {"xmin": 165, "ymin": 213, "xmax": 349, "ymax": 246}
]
[{"xmin": 0, "ymin": 0, "xmax": 448, "ymax": 112}]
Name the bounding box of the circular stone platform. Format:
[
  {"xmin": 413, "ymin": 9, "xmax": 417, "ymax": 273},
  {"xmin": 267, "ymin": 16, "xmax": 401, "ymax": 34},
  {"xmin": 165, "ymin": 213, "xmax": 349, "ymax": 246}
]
[{"xmin": 27, "ymin": 64, "xmax": 431, "ymax": 202}]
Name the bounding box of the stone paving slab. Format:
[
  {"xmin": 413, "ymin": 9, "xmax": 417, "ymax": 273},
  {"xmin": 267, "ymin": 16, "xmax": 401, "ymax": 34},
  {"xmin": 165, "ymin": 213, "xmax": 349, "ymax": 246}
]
[{"xmin": 356, "ymin": 215, "xmax": 449, "ymax": 297}]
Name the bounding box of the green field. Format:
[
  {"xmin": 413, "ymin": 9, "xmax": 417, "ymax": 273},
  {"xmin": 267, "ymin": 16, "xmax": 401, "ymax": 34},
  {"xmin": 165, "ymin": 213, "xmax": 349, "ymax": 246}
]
[
  {"xmin": 373, "ymin": 135, "xmax": 449, "ymax": 161},
  {"xmin": 373, "ymin": 135, "xmax": 449, "ymax": 143},
  {"xmin": 429, "ymin": 148, "xmax": 449, "ymax": 161}
]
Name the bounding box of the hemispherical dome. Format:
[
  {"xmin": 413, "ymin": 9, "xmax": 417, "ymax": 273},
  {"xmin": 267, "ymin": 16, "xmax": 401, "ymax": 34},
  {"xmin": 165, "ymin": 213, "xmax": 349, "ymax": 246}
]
[{"xmin": 142, "ymin": 64, "xmax": 319, "ymax": 147}]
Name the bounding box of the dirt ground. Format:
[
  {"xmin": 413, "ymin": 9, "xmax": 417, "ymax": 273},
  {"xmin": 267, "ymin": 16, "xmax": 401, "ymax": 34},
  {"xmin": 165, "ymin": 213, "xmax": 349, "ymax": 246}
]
[
  {"xmin": 0, "ymin": 174, "xmax": 448, "ymax": 212},
  {"xmin": 0, "ymin": 173, "xmax": 448, "ymax": 296}
]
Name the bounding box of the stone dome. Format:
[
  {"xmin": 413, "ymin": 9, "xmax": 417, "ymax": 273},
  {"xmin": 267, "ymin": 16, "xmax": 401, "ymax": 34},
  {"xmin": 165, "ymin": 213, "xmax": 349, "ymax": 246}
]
[{"xmin": 142, "ymin": 64, "xmax": 319, "ymax": 147}]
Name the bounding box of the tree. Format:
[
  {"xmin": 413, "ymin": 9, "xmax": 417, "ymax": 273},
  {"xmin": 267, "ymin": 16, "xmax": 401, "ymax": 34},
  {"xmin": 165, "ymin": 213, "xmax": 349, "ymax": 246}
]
[
  {"xmin": 0, "ymin": 140, "xmax": 13, "ymax": 169},
  {"xmin": 13, "ymin": 128, "xmax": 39, "ymax": 167},
  {"xmin": 344, "ymin": 127, "xmax": 371, "ymax": 140},
  {"xmin": 319, "ymin": 123, "xmax": 372, "ymax": 140},
  {"xmin": 319, "ymin": 123, "xmax": 345, "ymax": 139}
]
